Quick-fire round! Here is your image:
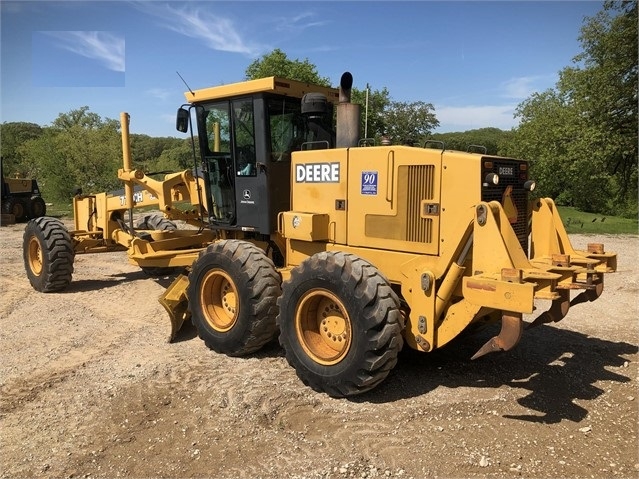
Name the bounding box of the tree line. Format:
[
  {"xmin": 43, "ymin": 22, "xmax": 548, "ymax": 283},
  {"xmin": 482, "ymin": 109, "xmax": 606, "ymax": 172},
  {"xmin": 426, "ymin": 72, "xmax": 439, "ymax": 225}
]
[{"xmin": 1, "ymin": 1, "xmax": 636, "ymax": 216}]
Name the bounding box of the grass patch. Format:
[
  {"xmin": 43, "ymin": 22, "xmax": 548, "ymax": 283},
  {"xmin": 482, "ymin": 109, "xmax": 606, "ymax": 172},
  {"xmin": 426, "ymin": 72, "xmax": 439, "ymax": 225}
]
[
  {"xmin": 44, "ymin": 202, "xmax": 73, "ymax": 219},
  {"xmin": 558, "ymin": 206, "xmax": 638, "ymax": 235}
]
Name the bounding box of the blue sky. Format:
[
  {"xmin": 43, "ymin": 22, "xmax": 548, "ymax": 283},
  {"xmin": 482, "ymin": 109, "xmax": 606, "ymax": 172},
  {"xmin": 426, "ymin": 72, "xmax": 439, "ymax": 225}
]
[{"xmin": 1, "ymin": 1, "xmax": 603, "ymax": 137}]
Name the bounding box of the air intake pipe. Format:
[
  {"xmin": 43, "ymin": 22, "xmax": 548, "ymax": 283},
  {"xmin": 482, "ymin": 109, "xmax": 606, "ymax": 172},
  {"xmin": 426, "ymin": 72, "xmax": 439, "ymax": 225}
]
[{"xmin": 336, "ymin": 72, "xmax": 360, "ymax": 148}]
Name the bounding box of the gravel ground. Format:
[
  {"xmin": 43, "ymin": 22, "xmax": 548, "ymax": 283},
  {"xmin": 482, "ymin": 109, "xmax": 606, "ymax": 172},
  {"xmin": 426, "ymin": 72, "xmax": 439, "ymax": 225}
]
[{"xmin": 1, "ymin": 218, "xmax": 637, "ymax": 479}]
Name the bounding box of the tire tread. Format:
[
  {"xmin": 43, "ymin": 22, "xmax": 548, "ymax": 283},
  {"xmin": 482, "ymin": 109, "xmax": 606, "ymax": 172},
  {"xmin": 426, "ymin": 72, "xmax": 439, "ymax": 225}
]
[
  {"xmin": 189, "ymin": 240, "xmax": 281, "ymax": 356},
  {"xmin": 23, "ymin": 216, "xmax": 74, "ymax": 292},
  {"xmin": 278, "ymin": 251, "xmax": 403, "ymax": 397}
]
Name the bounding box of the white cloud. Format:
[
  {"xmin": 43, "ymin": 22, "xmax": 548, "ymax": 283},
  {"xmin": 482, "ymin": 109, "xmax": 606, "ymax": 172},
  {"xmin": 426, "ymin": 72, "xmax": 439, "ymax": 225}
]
[
  {"xmin": 434, "ymin": 104, "xmax": 519, "ymax": 132},
  {"xmin": 138, "ymin": 3, "xmax": 263, "ymax": 57},
  {"xmin": 500, "ymin": 75, "xmax": 555, "ymax": 100},
  {"xmin": 275, "ymin": 11, "xmax": 327, "ymax": 33},
  {"xmin": 45, "ymin": 31, "xmax": 125, "ymax": 72},
  {"xmin": 146, "ymin": 88, "xmax": 171, "ymax": 101}
]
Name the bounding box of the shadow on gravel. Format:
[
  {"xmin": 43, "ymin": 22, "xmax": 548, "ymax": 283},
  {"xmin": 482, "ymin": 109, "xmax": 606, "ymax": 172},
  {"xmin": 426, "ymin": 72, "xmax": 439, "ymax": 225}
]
[
  {"xmin": 358, "ymin": 324, "xmax": 637, "ymax": 424},
  {"xmin": 65, "ymin": 270, "xmax": 150, "ymax": 292},
  {"xmin": 65, "ymin": 269, "xmax": 186, "ymax": 293},
  {"xmin": 171, "ymin": 319, "xmax": 199, "ymax": 342}
]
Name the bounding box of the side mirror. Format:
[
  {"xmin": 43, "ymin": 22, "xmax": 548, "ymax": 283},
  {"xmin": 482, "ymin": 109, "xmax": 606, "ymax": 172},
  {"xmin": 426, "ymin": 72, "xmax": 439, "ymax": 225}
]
[{"xmin": 176, "ymin": 107, "xmax": 189, "ymax": 133}]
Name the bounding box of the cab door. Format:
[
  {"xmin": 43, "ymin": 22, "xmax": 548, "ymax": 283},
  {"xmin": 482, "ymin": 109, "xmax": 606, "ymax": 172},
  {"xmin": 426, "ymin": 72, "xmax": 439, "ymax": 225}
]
[{"xmin": 199, "ymin": 101, "xmax": 236, "ymax": 224}]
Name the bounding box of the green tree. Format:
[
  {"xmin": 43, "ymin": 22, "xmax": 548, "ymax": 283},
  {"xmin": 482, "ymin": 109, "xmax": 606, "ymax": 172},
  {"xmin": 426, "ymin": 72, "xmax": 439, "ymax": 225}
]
[
  {"xmin": 245, "ymin": 49, "xmax": 331, "ymax": 86},
  {"xmin": 511, "ymin": 1, "xmax": 637, "ymax": 215},
  {"xmin": 0, "ymin": 122, "xmax": 44, "ymax": 176},
  {"xmin": 429, "ymin": 128, "xmax": 516, "ymax": 156},
  {"xmin": 351, "ymin": 85, "xmax": 391, "ymax": 143},
  {"xmin": 130, "ymin": 134, "xmax": 186, "ymax": 172},
  {"xmin": 513, "ymin": 90, "xmax": 598, "ymax": 206},
  {"xmin": 51, "ymin": 105, "xmax": 118, "ymax": 131},
  {"xmin": 381, "ymin": 100, "xmax": 439, "ymax": 145},
  {"xmin": 154, "ymin": 139, "xmax": 198, "ymax": 173},
  {"xmin": 20, "ymin": 128, "xmax": 75, "ymax": 202},
  {"xmin": 19, "ymin": 107, "xmax": 122, "ymax": 202},
  {"xmin": 245, "ymin": 50, "xmax": 440, "ymax": 146}
]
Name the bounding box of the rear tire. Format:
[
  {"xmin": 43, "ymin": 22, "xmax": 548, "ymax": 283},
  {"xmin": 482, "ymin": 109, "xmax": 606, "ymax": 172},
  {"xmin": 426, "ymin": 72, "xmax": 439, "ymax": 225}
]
[
  {"xmin": 188, "ymin": 240, "xmax": 281, "ymax": 356},
  {"xmin": 28, "ymin": 196, "xmax": 47, "ymax": 219},
  {"xmin": 278, "ymin": 252, "xmax": 403, "ymax": 397},
  {"xmin": 3, "ymin": 197, "xmax": 27, "ymax": 221},
  {"xmin": 23, "ymin": 217, "xmax": 74, "ymax": 292}
]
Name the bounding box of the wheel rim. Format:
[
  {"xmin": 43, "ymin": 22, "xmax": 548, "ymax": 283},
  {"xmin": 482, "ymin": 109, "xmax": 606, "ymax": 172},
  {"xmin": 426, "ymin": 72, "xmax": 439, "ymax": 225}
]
[
  {"xmin": 200, "ymin": 269, "xmax": 238, "ymax": 332},
  {"xmin": 28, "ymin": 236, "xmax": 43, "ymax": 276},
  {"xmin": 295, "ymin": 289, "xmax": 352, "ymax": 366}
]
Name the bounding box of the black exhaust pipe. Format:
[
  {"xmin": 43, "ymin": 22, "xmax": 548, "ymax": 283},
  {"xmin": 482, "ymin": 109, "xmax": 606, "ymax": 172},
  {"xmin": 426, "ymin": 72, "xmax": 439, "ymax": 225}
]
[{"xmin": 336, "ymin": 72, "xmax": 360, "ymax": 148}]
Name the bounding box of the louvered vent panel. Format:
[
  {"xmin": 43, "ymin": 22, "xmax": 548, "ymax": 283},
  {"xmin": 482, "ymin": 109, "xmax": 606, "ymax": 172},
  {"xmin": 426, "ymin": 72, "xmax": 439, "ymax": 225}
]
[{"xmin": 406, "ymin": 165, "xmax": 435, "ymax": 243}]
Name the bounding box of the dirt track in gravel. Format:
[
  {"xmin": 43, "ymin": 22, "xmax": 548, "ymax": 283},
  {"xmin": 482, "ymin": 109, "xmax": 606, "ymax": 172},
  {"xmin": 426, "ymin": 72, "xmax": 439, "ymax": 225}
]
[{"xmin": 1, "ymin": 218, "xmax": 638, "ymax": 479}]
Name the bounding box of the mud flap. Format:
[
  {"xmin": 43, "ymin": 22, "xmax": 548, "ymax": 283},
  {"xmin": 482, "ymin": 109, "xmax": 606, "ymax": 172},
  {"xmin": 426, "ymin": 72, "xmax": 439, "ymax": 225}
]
[
  {"xmin": 158, "ymin": 274, "xmax": 191, "ymax": 342},
  {"xmin": 471, "ymin": 311, "xmax": 523, "ymax": 360}
]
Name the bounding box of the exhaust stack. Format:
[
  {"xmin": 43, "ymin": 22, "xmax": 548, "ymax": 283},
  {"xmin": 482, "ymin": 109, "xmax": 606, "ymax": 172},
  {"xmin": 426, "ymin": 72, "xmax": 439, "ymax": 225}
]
[{"xmin": 336, "ymin": 72, "xmax": 360, "ymax": 148}]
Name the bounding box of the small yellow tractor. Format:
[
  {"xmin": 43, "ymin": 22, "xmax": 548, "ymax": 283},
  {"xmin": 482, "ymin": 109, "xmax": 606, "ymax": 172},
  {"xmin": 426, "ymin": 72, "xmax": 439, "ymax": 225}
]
[
  {"xmin": 2, "ymin": 158, "xmax": 47, "ymax": 223},
  {"xmin": 23, "ymin": 73, "xmax": 617, "ymax": 397}
]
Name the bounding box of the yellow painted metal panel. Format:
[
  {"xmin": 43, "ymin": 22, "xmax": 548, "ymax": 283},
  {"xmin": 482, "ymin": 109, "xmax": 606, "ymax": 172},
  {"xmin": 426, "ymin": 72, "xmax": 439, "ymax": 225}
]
[
  {"xmin": 286, "ymin": 239, "xmax": 327, "ymax": 267},
  {"xmin": 280, "ymin": 212, "xmax": 330, "ymax": 241},
  {"xmin": 346, "ymin": 146, "xmax": 441, "ymax": 255},
  {"xmin": 463, "ymin": 276, "xmax": 535, "ymax": 314},
  {"xmin": 290, "ymin": 149, "xmax": 348, "ymax": 244}
]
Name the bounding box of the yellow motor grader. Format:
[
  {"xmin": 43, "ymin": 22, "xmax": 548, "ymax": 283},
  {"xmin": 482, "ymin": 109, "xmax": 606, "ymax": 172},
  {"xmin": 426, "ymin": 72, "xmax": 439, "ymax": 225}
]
[{"xmin": 23, "ymin": 73, "xmax": 617, "ymax": 397}]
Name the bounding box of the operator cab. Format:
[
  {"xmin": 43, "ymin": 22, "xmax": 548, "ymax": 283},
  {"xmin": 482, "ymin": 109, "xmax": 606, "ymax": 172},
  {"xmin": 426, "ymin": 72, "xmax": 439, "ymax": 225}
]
[{"xmin": 177, "ymin": 77, "xmax": 338, "ymax": 235}]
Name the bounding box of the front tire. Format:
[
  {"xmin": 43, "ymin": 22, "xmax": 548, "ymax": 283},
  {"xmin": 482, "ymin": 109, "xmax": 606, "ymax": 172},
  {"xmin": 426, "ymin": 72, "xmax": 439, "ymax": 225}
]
[
  {"xmin": 23, "ymin": 217, "xmax": 75, "ymax": 292},
  {"xmin": 278, "ymin": 252, "xmax": 403, "ymax": 397},
  {"xmin": 188, "ymin": 240, "xmax": 281, "ymax": 356}
]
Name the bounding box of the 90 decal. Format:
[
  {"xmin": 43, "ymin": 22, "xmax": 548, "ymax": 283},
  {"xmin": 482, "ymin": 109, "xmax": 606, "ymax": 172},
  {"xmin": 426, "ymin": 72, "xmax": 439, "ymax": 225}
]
[{"xmin": 361, "ymin": 171, "xmax": 378, "ymax": 195}]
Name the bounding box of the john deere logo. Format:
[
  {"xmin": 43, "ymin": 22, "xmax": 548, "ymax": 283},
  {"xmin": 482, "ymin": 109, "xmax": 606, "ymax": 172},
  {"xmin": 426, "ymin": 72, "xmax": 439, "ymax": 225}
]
[{"xmin": 296, "ymin": 162, "xmax": 340, "ymax": 183}]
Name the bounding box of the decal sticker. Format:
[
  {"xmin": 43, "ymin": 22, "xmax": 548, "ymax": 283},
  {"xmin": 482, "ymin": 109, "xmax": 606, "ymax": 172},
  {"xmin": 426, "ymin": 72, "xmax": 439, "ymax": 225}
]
[
  {"xmin": 240, "ymin": 189, "xmax": 255, "ymax": 205},
  {"xmin": 295, "ymin": 163, "xmax": 340, "ymax": 183},
  {"xmin": 361, "ymin": 171, "xmax": 378, "ymax": 195},
  {"xmin": 119, "ymin": 190, "xmax": 156, "ymax": 206}
]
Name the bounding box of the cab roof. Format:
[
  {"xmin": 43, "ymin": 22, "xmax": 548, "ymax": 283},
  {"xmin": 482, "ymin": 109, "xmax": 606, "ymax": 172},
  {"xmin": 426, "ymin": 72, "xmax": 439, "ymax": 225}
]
[{"xmin": 185, "ymin": 77, "xmax": 339, "ymax": 103}]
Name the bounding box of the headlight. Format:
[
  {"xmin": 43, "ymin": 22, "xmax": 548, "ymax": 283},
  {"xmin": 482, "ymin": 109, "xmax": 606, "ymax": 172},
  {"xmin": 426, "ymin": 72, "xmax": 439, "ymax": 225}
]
[
  {"xmin": 484, "ymin": 173, "xmax": 499, "ymax": 185},
  {"xmin": 524, "ymin": 180, "xmax": 536, "ymax": 191}
]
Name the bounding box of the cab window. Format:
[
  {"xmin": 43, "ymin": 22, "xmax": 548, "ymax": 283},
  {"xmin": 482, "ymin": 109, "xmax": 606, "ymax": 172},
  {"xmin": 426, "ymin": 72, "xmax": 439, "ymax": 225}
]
[{"xmin": 232, "ymin": 98, "xmax": 256, "ymax": 176}]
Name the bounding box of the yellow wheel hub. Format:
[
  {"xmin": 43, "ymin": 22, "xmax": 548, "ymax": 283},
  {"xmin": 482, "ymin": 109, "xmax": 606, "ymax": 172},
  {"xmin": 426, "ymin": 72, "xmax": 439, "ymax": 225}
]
[
  {"xmin": 28, "ymin": 237, "xmax": 43, "ymax": 276},
  {"xmin": 295, "ymin": 289, "xmax": 352, "ymax": 365},
  {"xmin": 200, "ymin": 269, "xmax": 238, "ymax": 332}
]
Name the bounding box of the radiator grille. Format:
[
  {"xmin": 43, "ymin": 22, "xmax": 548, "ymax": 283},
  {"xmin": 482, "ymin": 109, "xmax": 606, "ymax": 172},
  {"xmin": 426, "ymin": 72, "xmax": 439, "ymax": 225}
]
[
  {"xmin": 406, "ymin": 165, "xmax": 435, "ymax": 243},
  {"xmin": 481, "ymin": 159, "xmax": 529, "ymax": 254}
]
